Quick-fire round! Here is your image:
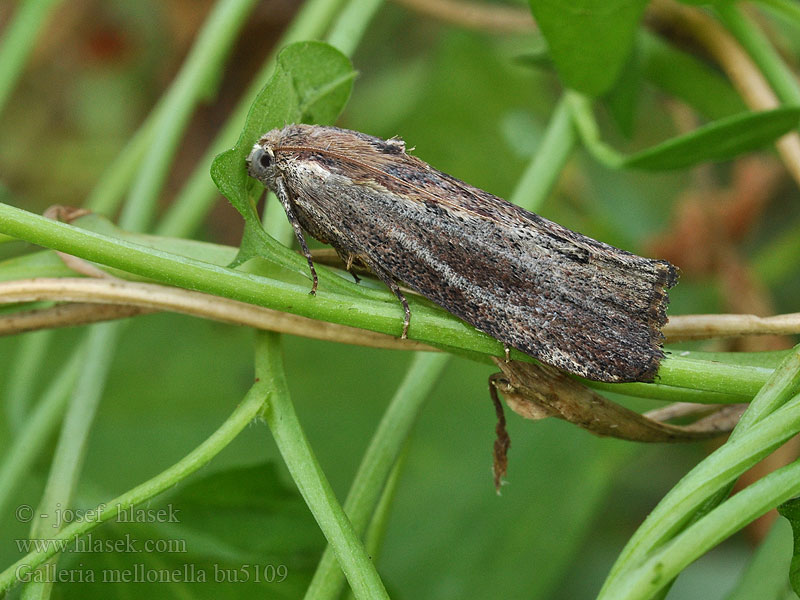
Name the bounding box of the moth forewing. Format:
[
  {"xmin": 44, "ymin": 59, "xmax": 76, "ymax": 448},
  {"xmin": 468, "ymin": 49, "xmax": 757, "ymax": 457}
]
[{"xmin": 246, "ymin": 124, "xmax": 678, "ymax": 383}]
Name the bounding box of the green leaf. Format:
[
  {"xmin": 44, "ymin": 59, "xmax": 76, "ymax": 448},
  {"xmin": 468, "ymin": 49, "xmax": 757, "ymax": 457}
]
[
  {"xmin": 527, "ymin": 0, "xmax": 649, "ymax": 96},
  {"xmin": 622, "ymin": 106, "xmax": 800, "ymax": 169},
  {"xmin": 777, "ymin": 497, "xmax": 800, "ymax": 596},
  {"xmin": 210, "ymin": 40, "xmax": 355, "ymax": 268}
]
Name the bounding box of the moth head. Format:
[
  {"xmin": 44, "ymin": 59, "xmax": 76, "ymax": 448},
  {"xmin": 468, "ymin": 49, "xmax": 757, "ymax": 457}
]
[{"xmin": 246, "ymin": 142, "xmax": 276, "ymax": 185}]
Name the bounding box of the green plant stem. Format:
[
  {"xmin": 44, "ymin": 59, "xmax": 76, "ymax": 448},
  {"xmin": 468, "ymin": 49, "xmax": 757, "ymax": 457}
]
[
  {"xmin": 602, "ymin": 455, "xmax": 800, "ymax": 600},
  {"xmin": 0, "ymin": 346, "xmax": 84, "ymax": 520},
  {"xmin": 4, "ymin": 329, "xmax": 54, "ymax": 431},
  {"xmin": 85, "ymin": 114, "xmax": 158, "ymax": 215},
  {"xmin": 20, "ymin": 323, "xmax": 119, "ymax": 599},
  {"xmin": 362, "ymin": 449, "xmax": 405, "ymax": 561},
  {"xmin": 0, "ymin": 202, "xmax": 504, "ymax": 353},
  {"xmin": 731, "ymin": 345, "xmax": 800, "ymax": 437},
  {"xmin": 565, "ymin": 91, "xmax": 626, "ymax": 168},
  {"xmin": 326, "ymin": 0, "xmax": 385, "ymax": 56},
  {"xmin": 599, "ymin": 394, "xmax": 800, "ymax": 598},
  {"xmin": 304, "ymin": 352, "xmax": 450, "ymax": 600},
  {"xmin": 255, "ymin": 332, "xmax": 389, "ymax": 600},
  {"xmin": 118, "ymin": 0, "xmax": 258, "ymax": 233},
  {"xmin": 0, "ymin": 0, "xmax": 63, "ymax": 117},
  {"xmin": 757, "ymin": 0, "xmax": 800, "ymax": 26},
  {"xmin": 0, "ymin": 202, "xmax": 780, "ymax": 397},
  {"xmin": 600, "ymin": 346, "xmax": 800, "ymax": 597},
  {"xmin": 157, "ymin": 0, "xmax": 350, "ymax": 239},
  {"xmin": 715, "ymin": 3, "xmax": 800, "ymax": 106},
  {"xmin": 342, "ymin": 453, "xmax": 408, "ymax": 600},
  {"xmin": 654, "ymin": 355, "xmax": 773, "ymax": 397},
  {"xmin": 509, "ymin": 97, "xmax": 575, "ymax": 211},
  {"xmin": 0, "ymin": 375, "xmax": 268, "ymax": 595}
]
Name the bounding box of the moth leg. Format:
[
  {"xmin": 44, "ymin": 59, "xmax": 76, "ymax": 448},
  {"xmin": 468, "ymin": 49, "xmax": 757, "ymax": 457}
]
[
  {"xmin": 504, "ymin": 345, "xmax": 511, "ymax": 362},
  {"xmin": 274, "ymin": 176, "xmax": 318, "ymax": 295},
  {"xmin": 387, "ymin": 279, "xmax": 412, "ymax": 339},
  {"xmin": 341, "ymin": 251, "xmax": 361, "ymax": 284},
  {"xmin": 359, "ymin": 255, "xmax": 411, "ymax": 339}
]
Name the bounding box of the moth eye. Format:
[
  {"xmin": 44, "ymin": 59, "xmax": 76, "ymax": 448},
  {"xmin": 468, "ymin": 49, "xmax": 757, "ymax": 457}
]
[{"xmin": 259, "ymin": 152, "xmax": 272, "ymax": 168}]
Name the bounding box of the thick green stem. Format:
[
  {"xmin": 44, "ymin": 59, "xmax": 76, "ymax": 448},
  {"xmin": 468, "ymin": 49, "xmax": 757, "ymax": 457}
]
[
  {"xmin": 304, "ymin": 353, "xmax": 449, "ymax": 599},
  {"xmin": 0, "ymin": 202, "xmax": 781, "ymax": 397},
  {"xmin": 600, "ymin": 346, "xmax": 800, "ymax": 597},
  {"xmin": 255, "ymin": 332, "xmax": 389, "ymax": 600},
  {"xmin": 509, "ymin": 97, "xmax": 576, "ymax": 211}
]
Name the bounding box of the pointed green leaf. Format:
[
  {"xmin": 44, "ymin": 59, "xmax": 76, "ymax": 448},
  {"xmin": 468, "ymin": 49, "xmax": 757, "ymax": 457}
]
[{"xmin": 622, "ymin": 107, "xmax": 800, "ymax": 169}]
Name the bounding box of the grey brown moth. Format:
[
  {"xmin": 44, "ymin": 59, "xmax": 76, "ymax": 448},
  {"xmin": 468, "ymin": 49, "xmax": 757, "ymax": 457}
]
[{"xmin": 246, "ymin": 124, "xmax": 678, "ymax": 383}]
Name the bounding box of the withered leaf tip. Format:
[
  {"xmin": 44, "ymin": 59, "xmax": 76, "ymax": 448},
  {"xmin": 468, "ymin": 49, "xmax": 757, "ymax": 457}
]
[{"xmin": 246, "ymin": 124, "xmax": 678, "ymax": 383}]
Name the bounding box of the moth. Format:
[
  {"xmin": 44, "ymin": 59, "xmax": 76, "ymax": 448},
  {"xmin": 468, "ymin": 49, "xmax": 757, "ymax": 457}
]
[{"xmin": 246, "ymin": 124, "xmax": 678, "ymax": 383}]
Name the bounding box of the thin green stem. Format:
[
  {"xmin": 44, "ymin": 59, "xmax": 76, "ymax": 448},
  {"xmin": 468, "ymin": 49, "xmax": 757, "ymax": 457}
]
[
  {"xmin": 157, "ymin": 0, "xmax": 350, "ymax": 239},
  {"xmin": 4, "ymin": 329, "xmax": 55, "ymax": 431},
  {"xmin": 715, "ymin": 3, "xmax": 800, "ymax": 106},
  {"xmin": 342, "ymin": 453, "xmax": 408, "ymax": 600},
  {"xmin": 5, "ymin": 7, "xmax": 261, "ymax": 596},
  {"xmin": 20, "ymin": 323, "xmax": 119, "ymax": 598},
  {"xmin": 0, "ymin": 0, "xmax": 63, "ymax": 117},
  {"xmin": 118, "ymin": 0, "xmax": 258, "ymax": 233},
  {"xmin": 731, "ymin": 344, "xmax": 800, "ymax": 438},
  {"xmin": 0, "ymin": 202, "xmax": 781, "ymax": 397},
  {"xmin": 603, "ymin": 456, "xmax": 800, "ymax": 600},
  {"xmin": 255, "ymin": 332, "xmax": 389, "ymax": 600},
  {"xmin": 326, "ymin": 0, "xmax": 385, "ymax": 57},
  {"xmin": 600, "ymin": 346, "xmax": 800, "ymax": 597},
  {"xmin": 0, "ymin": 201, "xmax": 505, "ymax": 355},
  {"xmin": 654, "ymin": 355, "xmax": 773, "ymax": 397},
  {"xmin": 362, "ymin": 449, "xmax": 405, "ymax": 560},
  {"xmin": 0, "ymin": 346, "xmax": 84, "ymax": 519},
  {"xmin": 600, "ymin": 393, "xmax": 800, "ymax": 598},
  {"xmin": 565, "ymin": 91, "xmax": 626, "ymax": 168},
  {"xmin": 757, "ymin": 0, "xmax": 800, "ymax": 26},
  {"xmin": 509, "ymin": 96, "xmax": 576, "ymax": 212},
  {"xmin": 0, "ymin": 376, "xmax": 268, "ymax": 595},
  {"xmin": 304, "ymin": 352, "xmax": 449, "ymax": 600}
]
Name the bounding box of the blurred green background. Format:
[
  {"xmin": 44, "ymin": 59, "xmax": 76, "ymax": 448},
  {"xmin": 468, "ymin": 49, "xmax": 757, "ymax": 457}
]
[{"xmin": 2, "ymin": 0, "xmax": 799, "ymax": 598}]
